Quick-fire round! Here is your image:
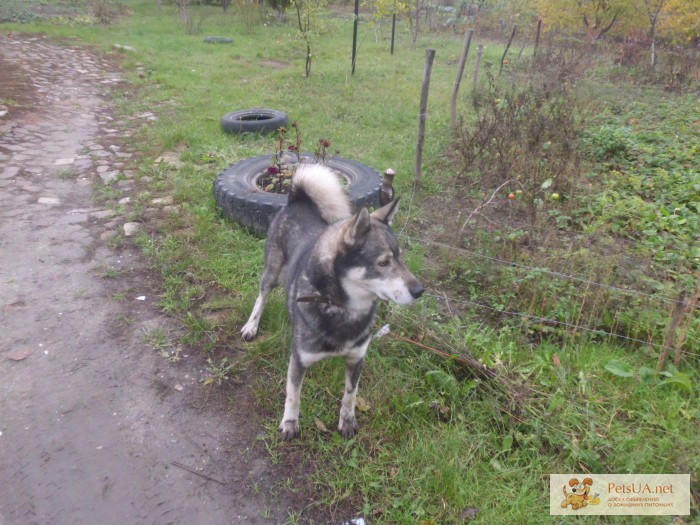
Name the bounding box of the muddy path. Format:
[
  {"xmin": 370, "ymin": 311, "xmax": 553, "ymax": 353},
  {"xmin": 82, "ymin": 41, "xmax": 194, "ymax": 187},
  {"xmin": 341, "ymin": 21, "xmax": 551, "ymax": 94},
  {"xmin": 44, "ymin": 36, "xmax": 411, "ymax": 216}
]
[{"xmin": 0, "ymin": 33, "xmax": 291, "ymax": 525}]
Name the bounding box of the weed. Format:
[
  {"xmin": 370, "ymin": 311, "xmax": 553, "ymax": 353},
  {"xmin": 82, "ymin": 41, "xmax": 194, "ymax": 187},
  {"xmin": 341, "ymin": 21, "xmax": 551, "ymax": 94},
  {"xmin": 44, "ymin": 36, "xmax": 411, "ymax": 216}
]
[
  {"xmin": 106, "ymin": 233, "xmax": 125, "ymax": 249},
  {"xmin": 73, "ymin": 287, "xmax": 88, "ymax": 299},
  {"xmin": 0, "ymin": 0, "xmax": 38, "ymax": 23},
  {"xmin": 142, "ymin": 326, "xmax": 182, "ymax": 362},
  {"xmin": 142, "ymin": 326, "xmax": 170, "ymax": 350},
  {"xmin": 114, "ymin": 313, "xmax": 134, "ymax": 326},
  {"xmin": 87, "ymin": 0, "xmax": 128, "ymax": 24},
  {"xmin": 203, "ymin": 357, "xmax": 239, "ymax": 385},
  {"xmin": 98, "ymin": 264, "xmax": 123, "ymax": 278}
]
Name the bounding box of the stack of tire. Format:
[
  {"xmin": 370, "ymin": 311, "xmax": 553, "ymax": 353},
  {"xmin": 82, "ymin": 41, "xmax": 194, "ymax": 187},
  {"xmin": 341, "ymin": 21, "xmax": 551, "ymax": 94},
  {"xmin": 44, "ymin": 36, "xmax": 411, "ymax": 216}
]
[
  {"xmin": 215, "ymin": 108, "xmax": 383, "ymax": 236},
  {"xmin": 214, "ymin": 154, "xmax": 383, "ymax": 236}
]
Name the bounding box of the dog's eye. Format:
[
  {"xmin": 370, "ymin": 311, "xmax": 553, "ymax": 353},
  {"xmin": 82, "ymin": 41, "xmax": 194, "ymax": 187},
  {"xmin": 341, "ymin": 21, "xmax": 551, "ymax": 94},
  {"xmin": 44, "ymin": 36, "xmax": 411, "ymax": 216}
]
[{"xmin": 377, "ymin": 259, "xmax": 390, "ymax": 267}]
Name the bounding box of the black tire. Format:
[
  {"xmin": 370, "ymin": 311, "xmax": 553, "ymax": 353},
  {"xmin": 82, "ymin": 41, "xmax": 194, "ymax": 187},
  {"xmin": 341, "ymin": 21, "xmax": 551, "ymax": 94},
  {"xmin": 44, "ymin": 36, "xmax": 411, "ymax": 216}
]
[
  {"xmin": 213, "ymin": 154, "xmax": 383, "ymax": 236},
  {"xmin": 204, "ymin": 37, "xmax": 233, "ymax": 44},
  {"xmin": 220, "ymin": 109, "xmax": 289, "ymax": 135}
]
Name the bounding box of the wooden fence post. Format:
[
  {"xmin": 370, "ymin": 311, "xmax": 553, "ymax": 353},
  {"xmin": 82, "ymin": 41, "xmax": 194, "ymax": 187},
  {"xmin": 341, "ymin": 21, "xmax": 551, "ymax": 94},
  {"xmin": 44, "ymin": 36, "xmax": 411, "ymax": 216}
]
[
  {"xmin": 351, "ymin": 0, "xmax": 360, "ymax": 74},
  {"xmin": 534, "ymin": 18, "xmax": 542, "ymax": 57},
  {"xmin": 415, "ymin": 48, "xmax": 436, "ymax": 187},
  {"xmin": 657, "ymin": 279, "xmax": 699, "ymax": 369},
  {"xmin": 450, "ymin": 28, "xmax": 474, "ymax": 128},
  {"xmin": 499, "ymin": 25, "xmax": 517, "ymax": 74},
  {"xmin": 673, "ymin": 285, "xmax": 700, "ymax": 365},
  {"xmin": 473, "ymin": 44, "xmax": 483, "ymax": 92}
]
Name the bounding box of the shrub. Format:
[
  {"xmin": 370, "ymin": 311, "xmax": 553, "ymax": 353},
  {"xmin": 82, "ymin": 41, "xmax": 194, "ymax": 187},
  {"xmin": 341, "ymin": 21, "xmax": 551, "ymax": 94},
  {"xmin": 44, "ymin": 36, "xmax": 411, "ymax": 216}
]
[
  {"xmin": 454, "ymin": 72, "xmax": 582, "ymax": 227},
  {"xmin": 87, "ymin": 0, "xmax": 128, "ymax": 24}
]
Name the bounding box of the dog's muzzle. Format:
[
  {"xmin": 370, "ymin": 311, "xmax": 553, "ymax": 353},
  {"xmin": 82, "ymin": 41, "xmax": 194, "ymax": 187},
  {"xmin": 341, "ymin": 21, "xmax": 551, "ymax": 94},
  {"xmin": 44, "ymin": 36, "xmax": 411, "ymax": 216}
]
[{"xmin": 409, "ymin": 282, "xmax": 425, "ymax": 300}]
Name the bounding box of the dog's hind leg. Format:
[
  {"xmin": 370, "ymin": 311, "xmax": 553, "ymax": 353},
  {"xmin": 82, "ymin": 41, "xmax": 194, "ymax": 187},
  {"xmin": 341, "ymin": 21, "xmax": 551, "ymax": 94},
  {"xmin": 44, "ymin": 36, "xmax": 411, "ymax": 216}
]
[
  {"xmin": 338, "ymin": 355, "xmax": 365, "ymax": 439},
  {"xmin": 279, "ymin": 353, "xmax": 306, "ymax": 441},
  {"xmin": 240, "ymin": 247, "xmax": 285, "ymax": 341}
]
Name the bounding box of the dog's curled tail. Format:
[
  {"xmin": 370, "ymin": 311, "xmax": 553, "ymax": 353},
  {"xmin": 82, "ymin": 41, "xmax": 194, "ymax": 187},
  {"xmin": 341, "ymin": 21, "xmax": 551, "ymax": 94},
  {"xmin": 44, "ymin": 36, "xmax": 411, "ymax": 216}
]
[{"xmin": 290, "ymin": 164, "xmax": 352, "ymax": 224}]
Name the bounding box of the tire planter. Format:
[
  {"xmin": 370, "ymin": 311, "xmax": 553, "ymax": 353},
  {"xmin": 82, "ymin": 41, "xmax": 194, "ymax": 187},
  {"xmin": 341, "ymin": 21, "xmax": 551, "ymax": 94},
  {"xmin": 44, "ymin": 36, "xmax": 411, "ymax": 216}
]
[
  {"xmin": 214, "ymin": 154, "xmax": 382, "ymax": 236},
  {"xmin": 204, "ymin": 36, "xmax": 233, "ymax": 44},
  {"xmin": 220, "ymin": 109, "xmax": 289, "ymax": 135}
]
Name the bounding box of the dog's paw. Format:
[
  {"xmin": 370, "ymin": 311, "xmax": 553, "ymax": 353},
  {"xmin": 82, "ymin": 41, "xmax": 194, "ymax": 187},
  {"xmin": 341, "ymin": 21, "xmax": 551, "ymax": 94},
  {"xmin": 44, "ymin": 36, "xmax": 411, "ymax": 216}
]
[
  {"xmin": 240, "ymin": 322, "xmax": 258, "ymax": 341},
  {"xmin": 338, "ymin": 416, "xmax": 359, "ymax": 439},
  {"xmin": 279, "ymin": 420, "xmax": 301, "ymax": 441}
]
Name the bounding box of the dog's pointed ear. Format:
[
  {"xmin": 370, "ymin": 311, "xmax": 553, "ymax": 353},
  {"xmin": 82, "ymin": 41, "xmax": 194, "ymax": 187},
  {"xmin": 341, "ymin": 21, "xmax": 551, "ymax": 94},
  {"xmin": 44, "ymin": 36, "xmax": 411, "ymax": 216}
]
[
  {"xmin": 343, "ymin": 207, "xmax": 371, "ymax": 248},
  {"xmin": 370, "ymin": 197, "xmax": 401, "ymax": 226}
]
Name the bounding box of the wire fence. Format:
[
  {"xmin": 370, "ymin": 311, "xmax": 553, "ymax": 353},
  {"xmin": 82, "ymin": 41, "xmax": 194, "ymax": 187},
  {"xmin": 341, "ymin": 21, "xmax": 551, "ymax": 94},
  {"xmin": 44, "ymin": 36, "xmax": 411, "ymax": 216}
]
[
  {"xmin": 385, "ymin": 230, "xmax": 699, "ymax": 362},
  {"xmin": 398, "ymin": 233, "xmax": 698, "ymax": 309},
  {"xmin": 422, "ymin": 291, "xmax": 699, "ymax": 359}
]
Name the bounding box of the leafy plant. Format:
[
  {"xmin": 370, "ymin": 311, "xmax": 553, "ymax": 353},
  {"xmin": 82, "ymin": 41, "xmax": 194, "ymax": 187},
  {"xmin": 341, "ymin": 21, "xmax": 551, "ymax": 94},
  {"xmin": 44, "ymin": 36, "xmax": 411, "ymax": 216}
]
[
  {"xmin": 203, "ymin": 357, "xmax": 237, "ymax": 385},
  {"xmin": 258, "ymin": 122, "xmax": 334, "ymax": 194}
]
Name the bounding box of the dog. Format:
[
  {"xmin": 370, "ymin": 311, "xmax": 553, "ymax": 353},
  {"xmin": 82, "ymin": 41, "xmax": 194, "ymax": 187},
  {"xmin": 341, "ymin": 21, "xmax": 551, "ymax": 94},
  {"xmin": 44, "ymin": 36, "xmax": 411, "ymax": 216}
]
[
  {"xmin": 241, "ymin": 163, "xmax": 424, "ymax": 440},
  {"xmin": 561, "ymin": 477, "xmax": 593, "ymax": 510}
]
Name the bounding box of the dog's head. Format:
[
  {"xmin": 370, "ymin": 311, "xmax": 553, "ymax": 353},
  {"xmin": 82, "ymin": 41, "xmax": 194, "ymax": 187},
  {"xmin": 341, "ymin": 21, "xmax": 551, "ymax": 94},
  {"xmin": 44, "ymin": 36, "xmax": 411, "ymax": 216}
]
[
  {"xmin": 336, "ymin": 199, "xmax": 424, "ymax": 307},
  {"xmin": 568, "ymin": 478, "xmax": 593, "ymax": 497}
]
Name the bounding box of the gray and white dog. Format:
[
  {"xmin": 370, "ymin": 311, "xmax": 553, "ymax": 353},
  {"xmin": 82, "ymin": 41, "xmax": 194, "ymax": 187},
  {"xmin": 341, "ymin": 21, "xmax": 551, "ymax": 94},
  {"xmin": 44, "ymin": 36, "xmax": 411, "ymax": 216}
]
[{"xmin": 241, "ymin": 164, "xmax": 424, "ymax": 440}]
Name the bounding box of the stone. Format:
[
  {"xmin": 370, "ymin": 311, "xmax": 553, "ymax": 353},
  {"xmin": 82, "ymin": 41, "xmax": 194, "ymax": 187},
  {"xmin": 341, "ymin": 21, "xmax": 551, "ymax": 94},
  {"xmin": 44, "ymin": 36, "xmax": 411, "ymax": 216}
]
[
  {"xmin": 38, "ymin": 197, "xmax": 60, "ymax": 205},
  {"xmin": 154, "ymin": 152, "xmax": 184, "ymax": 168},
  {"xmin": 99, "ymin": 170, "xmax": 119, "ymax": 184},
  {"xmin": 123, "ymin": 222, "xmax": 141, "ymax": 237},
  {"xmin": 91, "ymin": 210, "xmax": 114, "ymax": 219},
  {"xmin": 113, "ymin": 44, "xmax": 137, "ymax": 52},
  {"xmin": 151, "ymin": 196, "xmax": 173, "ymax": 206}
]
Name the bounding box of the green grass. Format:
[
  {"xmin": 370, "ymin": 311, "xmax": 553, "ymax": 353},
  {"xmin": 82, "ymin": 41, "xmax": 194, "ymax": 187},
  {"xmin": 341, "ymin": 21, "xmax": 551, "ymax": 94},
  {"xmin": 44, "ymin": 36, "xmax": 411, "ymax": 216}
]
[{"xmin": 5, "ymin": 3, "xmax": 698, "ymax": 523}]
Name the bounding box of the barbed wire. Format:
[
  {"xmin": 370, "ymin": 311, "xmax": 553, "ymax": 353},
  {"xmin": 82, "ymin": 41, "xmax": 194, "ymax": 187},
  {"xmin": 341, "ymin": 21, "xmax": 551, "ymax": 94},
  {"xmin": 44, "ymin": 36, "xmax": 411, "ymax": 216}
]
[
  {"xmin": 398, "ymin": 233, "xmax": 697, "ymax": 309},
  {"xmin": 421, "ymin": 291, "xmax": 699, "ymax": 358},
  {"xmin": 398, "ymin": 181, "xmax": 419, "ymax": 237}
]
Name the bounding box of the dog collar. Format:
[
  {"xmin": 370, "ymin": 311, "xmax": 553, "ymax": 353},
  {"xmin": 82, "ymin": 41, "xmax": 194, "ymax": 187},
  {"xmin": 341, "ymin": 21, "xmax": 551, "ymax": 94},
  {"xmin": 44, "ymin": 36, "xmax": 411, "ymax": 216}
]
[{"xmin": 296, "ymin": 294, "xmax": 343, "ymax": 308}]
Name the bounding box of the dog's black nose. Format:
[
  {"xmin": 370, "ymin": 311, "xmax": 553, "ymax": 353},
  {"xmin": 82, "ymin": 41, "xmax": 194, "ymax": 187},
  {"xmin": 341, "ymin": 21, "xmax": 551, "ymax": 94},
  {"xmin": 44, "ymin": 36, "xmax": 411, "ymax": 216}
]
[{"xmin": 410, "ymin": 282, "xmax": 425, "ymax": 299}]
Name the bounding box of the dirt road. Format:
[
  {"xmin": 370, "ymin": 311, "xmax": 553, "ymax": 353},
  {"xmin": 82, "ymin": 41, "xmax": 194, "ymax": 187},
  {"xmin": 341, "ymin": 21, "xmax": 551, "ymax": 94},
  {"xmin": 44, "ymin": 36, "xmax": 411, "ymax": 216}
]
[{"xmin": 0, "ymin": 33, "xmax": 290, "ymax": 525}]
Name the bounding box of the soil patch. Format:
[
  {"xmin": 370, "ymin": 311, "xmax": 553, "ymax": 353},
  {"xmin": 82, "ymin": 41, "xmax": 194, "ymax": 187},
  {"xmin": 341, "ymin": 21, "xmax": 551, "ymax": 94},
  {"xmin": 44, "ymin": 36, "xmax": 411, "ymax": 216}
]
[{"xmin": 0, "ymin": 32, "xmax": 294, "ymax": 525}]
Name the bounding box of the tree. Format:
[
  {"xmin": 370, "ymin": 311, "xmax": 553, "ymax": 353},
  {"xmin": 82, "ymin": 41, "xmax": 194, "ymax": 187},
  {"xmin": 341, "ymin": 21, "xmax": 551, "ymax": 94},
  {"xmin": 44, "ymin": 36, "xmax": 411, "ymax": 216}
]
[
  {"xmin": 659, "ymin": 0, "xmax": 700, "ymax": 44},
  {"xmin": 638, "ymin": 0, "xmax": 667, "ymax": 68},
  {"xmin": 267, "ymin": 0, "xmax": 291, "ymax": 21},
  {"xmin": 291, "ymin": 0, "xmax": 327, "ymax": 77},
  {"xmin": 536, "ymin": 0, "xmax": 632, "ymax": 42}
]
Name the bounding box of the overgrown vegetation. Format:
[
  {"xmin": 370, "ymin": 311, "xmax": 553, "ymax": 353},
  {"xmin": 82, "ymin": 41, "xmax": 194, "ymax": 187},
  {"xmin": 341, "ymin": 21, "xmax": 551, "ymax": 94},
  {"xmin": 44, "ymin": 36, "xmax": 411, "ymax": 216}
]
[
  {"xmin": 455, "ymin": 71, "xmax": 582, "ymax": 229},
  {"xmin": 3, "ymin": 1, "xmax": 698, "ymax": 523}
]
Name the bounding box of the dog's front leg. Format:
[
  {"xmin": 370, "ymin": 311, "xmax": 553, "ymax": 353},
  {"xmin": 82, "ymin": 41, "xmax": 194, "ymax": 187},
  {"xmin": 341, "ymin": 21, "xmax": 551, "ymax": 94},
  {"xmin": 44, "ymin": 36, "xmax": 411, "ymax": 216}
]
[
  {"xmin": 279, "ymin": 353, "xmax": 306, "ymax": 441},
  {"xmin": 241, "ymin": 247, "xmax": 285, "ymax": 341},
  {"xmin": 338, "ymin": 355, "xmax": 364, "ymax": 439}
]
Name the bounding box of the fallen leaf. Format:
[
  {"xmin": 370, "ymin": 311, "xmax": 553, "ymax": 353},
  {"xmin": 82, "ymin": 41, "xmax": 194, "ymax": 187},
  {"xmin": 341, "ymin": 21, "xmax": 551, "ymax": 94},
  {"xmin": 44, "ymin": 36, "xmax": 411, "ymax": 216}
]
[
  {"xmin": 313, "ymin": 417, "xmax": 329, "ymax": 433},
  {"xmin": 7, "ymin": 349, "xmax": 32, "ymax": 361},
  {"xmin": 552, "ymin": 354, "xmax": 561, "ymax": 367},
  {"xmin": 459, "ymin": 507, "xmax": 479, "ymax": 520},
  {"xmin": 356, "ymin": 396, "xmax": 371, "ymax": 412}
]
